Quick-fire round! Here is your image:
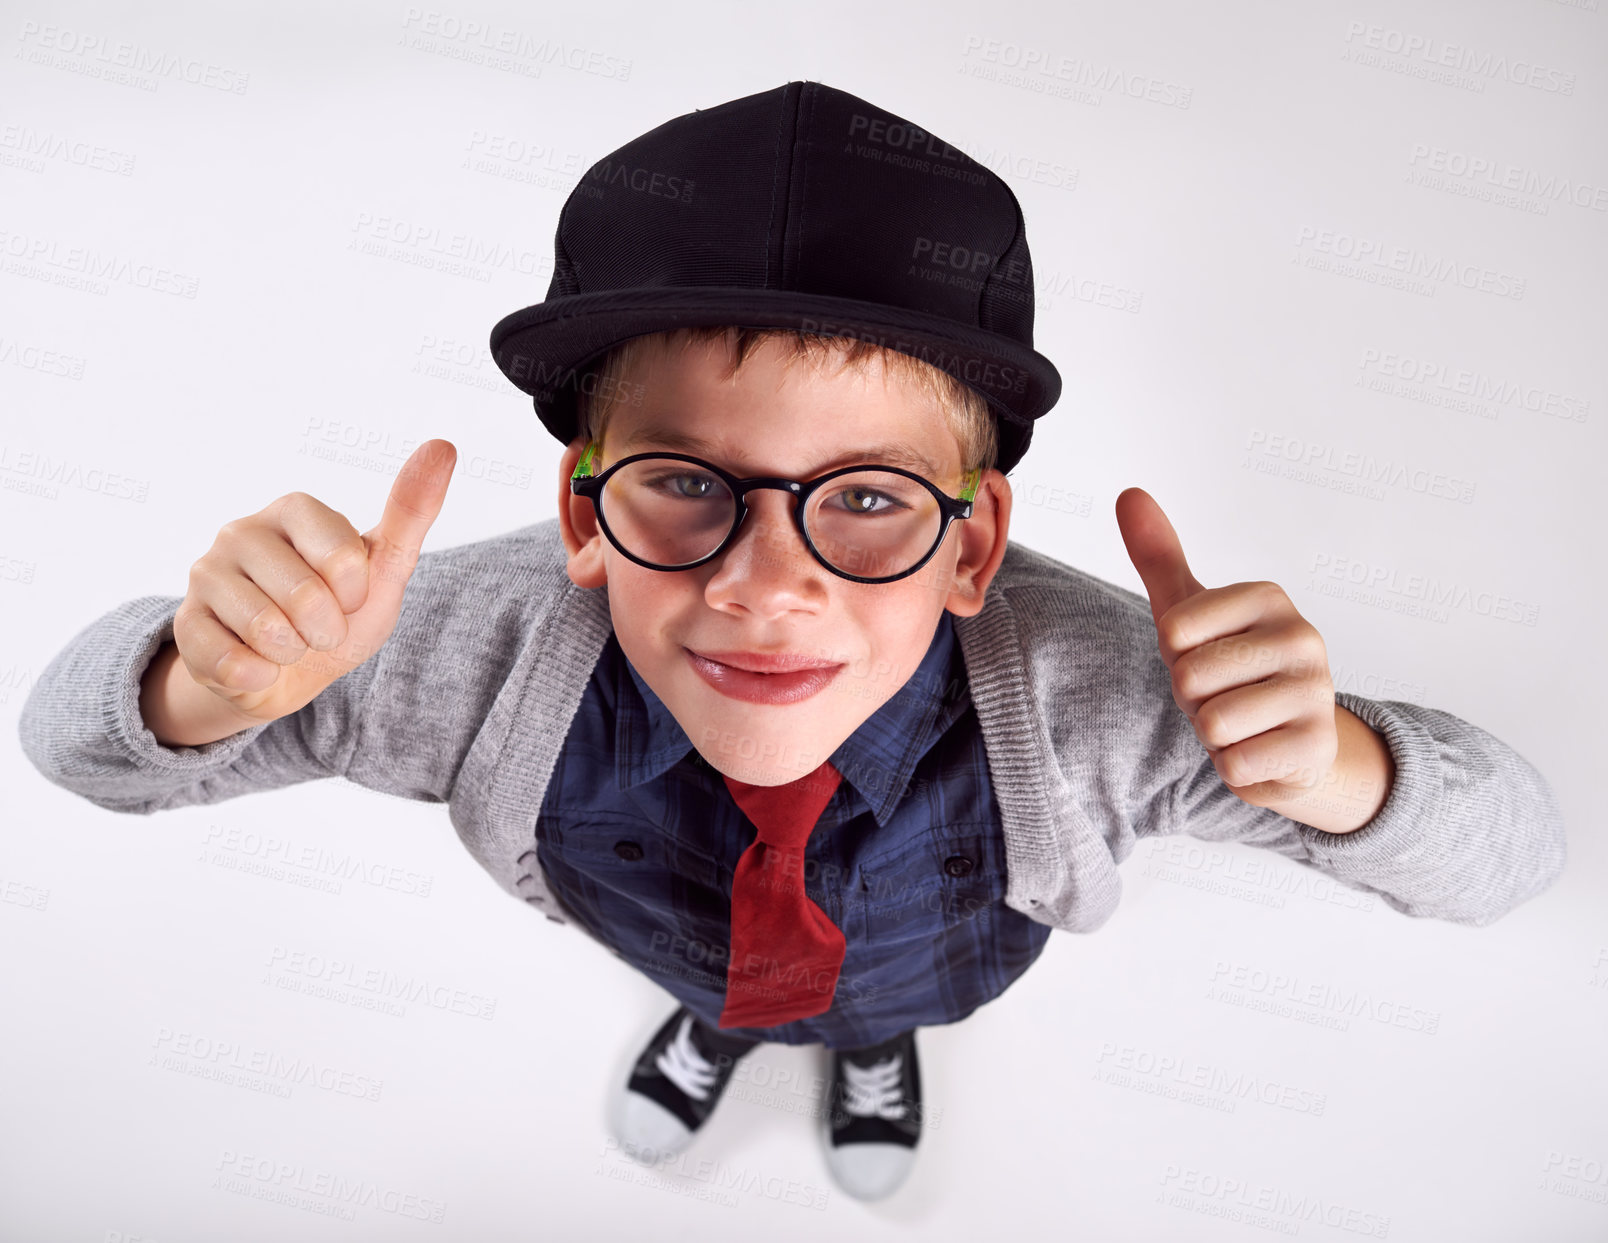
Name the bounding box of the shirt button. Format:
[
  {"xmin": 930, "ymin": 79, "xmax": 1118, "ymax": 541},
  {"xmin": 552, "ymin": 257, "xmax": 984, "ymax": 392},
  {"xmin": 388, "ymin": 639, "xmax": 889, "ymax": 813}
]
[
  {"xmin": 944, "ymin": 854, "xmax": 975, "ymax": 878},
  {"xmin": 614, "ymin": 840, "xmax": 645, "ymax": 861}
]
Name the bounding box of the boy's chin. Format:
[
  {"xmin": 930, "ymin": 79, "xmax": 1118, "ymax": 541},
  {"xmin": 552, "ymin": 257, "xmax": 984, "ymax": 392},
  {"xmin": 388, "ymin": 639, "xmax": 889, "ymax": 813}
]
[
  {"xmin": 685, "ymin": 718, "xmax": 856, "ymax": 788},
  {"xmin": 681, "ymin": 693, "xmax": 891, "ymax": 781},
  {"xmin": 700, "ymin": 752, "xmax": 833, "ymax": 788}
]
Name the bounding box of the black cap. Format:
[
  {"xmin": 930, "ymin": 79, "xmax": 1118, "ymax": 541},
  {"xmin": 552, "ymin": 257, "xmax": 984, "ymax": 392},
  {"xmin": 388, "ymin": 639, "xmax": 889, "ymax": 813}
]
[{"xmin": 490, "ymin": 79, "xmax": 1061, "ymax": 475}]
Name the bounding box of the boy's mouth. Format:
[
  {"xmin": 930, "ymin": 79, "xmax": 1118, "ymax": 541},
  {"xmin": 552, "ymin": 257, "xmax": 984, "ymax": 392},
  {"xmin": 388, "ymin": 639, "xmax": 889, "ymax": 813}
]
[
  {"xmin": 684, "ymin": 648, "xmax": 844, "ymax": 705},
  {"xmin": 688, "ymin": 648, "xmax": 839, "ymax": 673}
]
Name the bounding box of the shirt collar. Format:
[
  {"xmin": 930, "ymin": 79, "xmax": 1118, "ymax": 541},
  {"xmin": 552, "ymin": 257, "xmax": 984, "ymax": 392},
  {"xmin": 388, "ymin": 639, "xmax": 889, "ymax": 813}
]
[
  {"xmin": 827, "ymin": 614, "xmax": 966, "ymax": 827},
  {"xmin": 614, "ymin": 646, "xmax": 698, "ymax": 791},
  {"xmin": 613, "ymin": 614, "xmax": 968, "ymax": 828}
]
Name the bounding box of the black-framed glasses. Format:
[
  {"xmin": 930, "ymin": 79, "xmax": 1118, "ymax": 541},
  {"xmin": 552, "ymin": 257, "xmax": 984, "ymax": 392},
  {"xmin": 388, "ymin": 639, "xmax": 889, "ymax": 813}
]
[{"xmin": 569, "ymin": 440, "xmax": 981, "ymax": 585}]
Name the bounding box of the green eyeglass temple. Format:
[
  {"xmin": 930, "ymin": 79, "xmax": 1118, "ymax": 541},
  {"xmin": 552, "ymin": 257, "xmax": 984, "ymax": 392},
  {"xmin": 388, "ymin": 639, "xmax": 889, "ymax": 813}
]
[{"xmin": 569, "ymin": 440, "xmax": 981, "ymax": 501}]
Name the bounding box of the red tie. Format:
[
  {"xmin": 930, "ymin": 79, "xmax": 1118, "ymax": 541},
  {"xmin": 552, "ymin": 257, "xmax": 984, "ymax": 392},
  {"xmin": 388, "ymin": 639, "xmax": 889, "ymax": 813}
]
[{"xmin": 718, "ymin": 760, "xmax": 847, "ymax": 1029}]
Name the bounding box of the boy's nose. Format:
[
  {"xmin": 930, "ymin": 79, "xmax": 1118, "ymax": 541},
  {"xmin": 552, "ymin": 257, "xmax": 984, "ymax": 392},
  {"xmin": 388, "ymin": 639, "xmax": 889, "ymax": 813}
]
[{"xmin": 704, "ymin": 490, "xmax": 829, "ymax": 611}]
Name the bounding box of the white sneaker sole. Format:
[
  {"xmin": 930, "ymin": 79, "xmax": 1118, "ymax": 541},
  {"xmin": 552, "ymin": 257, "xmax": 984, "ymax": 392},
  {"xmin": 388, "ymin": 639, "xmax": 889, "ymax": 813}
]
[
  {"xmin": 822, "ymin": 1138, "xmax": 916, "ymax": 1201},
  {"xmin": 611, "ymin": 1087, "xmax": 697, "ymax": 1163}
]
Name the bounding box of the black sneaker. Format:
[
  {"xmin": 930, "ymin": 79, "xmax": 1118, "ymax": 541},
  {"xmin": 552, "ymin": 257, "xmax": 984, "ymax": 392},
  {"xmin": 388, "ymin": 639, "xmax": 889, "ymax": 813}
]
[
  {"xmin": 613, "ymin": 1007, "xmax": 757, "ymax": 1162},
  {"xmin": 822, "ymin": 1029, "xmax": 922, "ymax": 1200}
]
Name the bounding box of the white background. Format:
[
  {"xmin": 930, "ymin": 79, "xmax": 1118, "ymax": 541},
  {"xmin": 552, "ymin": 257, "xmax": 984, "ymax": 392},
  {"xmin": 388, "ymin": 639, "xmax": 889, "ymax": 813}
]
[{"xmin": 3, "ymin": 1, "xmax": 1605, "ymax": 1239}]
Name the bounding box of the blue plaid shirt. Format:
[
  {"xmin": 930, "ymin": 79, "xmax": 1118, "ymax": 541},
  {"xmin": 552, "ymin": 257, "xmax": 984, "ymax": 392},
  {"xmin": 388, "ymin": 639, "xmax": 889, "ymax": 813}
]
[{"xmin": 534, "ymin": 612, "xmax": 1051, "ymax": 1050}]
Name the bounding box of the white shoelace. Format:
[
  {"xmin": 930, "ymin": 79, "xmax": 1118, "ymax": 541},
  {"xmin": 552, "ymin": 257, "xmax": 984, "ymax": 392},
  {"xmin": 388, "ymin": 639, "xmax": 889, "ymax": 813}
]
[
  {"xmin": 842, "ymin": 1054, "xmax": 907, "ymax": 1120},
  {"xmin": 655, "ymin": 1015, "xmax": 718, "ymax": 1101}
]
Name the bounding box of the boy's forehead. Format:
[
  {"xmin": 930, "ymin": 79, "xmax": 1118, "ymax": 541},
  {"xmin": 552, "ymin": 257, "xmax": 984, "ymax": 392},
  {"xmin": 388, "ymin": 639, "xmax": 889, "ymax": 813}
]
[
  {"xmin": 608, "ymin": 338, "xmax": 963, "ymax": 477},
  {"xmin": 614, "ymin": 419, "xmax": 956, "ymax": 479}
]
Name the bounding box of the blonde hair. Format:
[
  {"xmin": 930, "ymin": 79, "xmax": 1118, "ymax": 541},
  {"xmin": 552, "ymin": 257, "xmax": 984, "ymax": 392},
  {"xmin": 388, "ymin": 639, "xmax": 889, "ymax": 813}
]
[{"xmin": 573, "ymin": 326, "xmax": 998, "ymax": 478}]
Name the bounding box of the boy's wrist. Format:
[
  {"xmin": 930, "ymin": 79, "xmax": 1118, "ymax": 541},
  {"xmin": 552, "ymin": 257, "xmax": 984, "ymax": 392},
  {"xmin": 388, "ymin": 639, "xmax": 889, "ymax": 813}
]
[
  {"xmin": 1264, "ymin": 706, "xmax": 1396, "ymax": 835},
  {"xmin": 139, "ymin": 640, "xmax": 265, "ymax": 748}
]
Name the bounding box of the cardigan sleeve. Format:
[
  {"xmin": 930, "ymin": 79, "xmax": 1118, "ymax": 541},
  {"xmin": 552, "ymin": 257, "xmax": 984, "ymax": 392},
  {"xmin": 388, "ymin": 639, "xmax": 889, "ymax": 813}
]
[
  {"xmin": 16, "ymin": 533, "xmax": 536, "ymax": 818},
  {"xmin": 1136, "ymin": 682, "xmax": 1568, "ymax": 928},
  {"xmin": 999, "ymin": 548, "xmax": 1572, "ymax": 931},
  {"xmin": 16, "ymin": 592, "xmax": 374, "ymax": 816}
]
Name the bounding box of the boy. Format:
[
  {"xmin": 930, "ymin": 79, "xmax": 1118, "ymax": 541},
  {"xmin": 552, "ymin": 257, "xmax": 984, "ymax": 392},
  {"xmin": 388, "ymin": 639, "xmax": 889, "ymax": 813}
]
[{"xmin": 18, "ymin": 81, "xmax": 1567, "ymax": 1204}]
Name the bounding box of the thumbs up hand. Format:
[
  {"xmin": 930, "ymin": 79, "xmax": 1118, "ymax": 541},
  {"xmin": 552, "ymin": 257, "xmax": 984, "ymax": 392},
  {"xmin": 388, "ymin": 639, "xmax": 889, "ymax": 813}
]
[
  {"xmin": 1115, "ymin": 486, "xmax": 1349, "ymax": 816},
  {"xmin": 169, "ymin": 439, "xmax": 458, "ymax": 728}
]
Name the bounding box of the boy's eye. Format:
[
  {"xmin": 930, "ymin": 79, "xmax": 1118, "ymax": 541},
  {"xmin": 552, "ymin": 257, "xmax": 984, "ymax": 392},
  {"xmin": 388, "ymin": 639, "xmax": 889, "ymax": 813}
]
[
  {"xmin": 830, "ymin": 486, "xmax": 904, "ymax": 515},
  {"xmin": 648, "ymin": 471, "xmax": 721, "ymax": 499},
  {"xmin": 672, "ymin": 475, "xmax": 715, "ymax": 498},
  {"xmin": 818, "ymin": 474, "xmax": 923, "ymax": 517}
]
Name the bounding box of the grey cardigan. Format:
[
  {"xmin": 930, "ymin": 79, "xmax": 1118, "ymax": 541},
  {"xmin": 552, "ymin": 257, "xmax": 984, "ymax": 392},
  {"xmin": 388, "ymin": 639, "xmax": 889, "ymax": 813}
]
[{"xmin": 17, "ymin": 517, "xmax": 1567, "ymax": 933}]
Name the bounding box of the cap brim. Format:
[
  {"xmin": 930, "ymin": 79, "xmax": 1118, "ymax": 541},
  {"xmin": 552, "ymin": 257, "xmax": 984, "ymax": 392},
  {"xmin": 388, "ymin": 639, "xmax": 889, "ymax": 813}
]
[{"xmin": 489, "ymin": 287, "xmax": 1060, "ymax": 475}]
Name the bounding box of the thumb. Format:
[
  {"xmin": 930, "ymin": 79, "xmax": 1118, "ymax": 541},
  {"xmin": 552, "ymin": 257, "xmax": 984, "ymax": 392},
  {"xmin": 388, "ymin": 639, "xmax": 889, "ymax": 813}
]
[
  {"xmin": 363, "ymin": 438, "xmax": 456, "ymax": 600},
  {"xmin": 1115, "ymin": 486, "xmax": 1205, "ymax": 630}
]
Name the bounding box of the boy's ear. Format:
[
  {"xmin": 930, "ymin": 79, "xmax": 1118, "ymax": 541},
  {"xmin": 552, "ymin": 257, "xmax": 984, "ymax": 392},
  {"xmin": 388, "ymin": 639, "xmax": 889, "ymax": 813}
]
[
  {"xmin": 557, "ymin": 437, "xmax": 608, "ymax": 589},
  {"xmin": 943, "ymin": 468, "xmax": 1012, "ymax": 617}
]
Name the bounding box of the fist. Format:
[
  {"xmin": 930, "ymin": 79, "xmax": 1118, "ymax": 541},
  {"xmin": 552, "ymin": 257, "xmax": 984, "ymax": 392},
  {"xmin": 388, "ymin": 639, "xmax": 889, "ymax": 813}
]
[{"xmin": 1115, "ymin": 486, "xmax": 1338, "ymax": 807}]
